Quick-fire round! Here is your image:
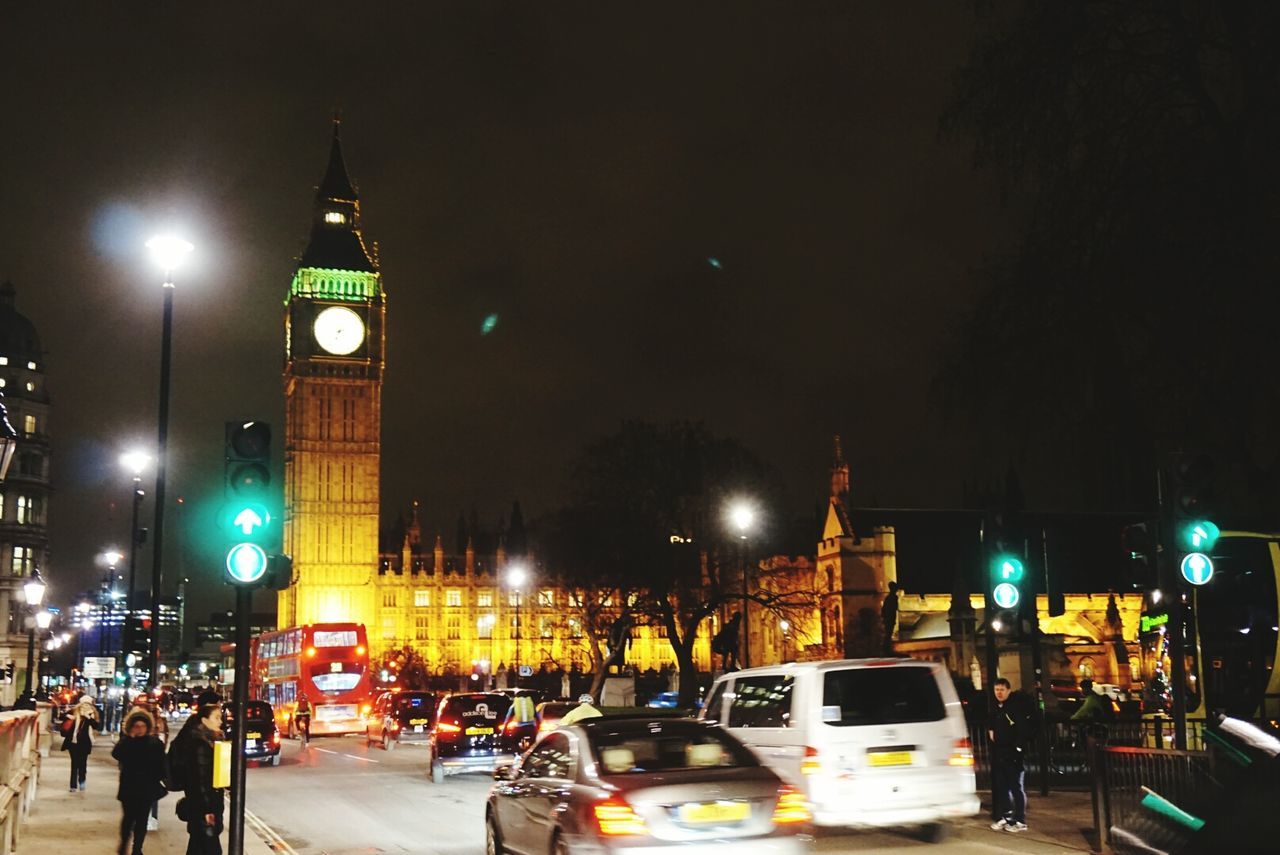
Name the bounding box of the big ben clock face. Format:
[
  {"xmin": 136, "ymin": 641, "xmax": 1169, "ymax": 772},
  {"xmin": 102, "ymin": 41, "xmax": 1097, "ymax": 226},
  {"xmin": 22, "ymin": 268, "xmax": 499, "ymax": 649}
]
[{"xmin": 313, "ymin": 306, "xmax": 366, "ymax": 355}]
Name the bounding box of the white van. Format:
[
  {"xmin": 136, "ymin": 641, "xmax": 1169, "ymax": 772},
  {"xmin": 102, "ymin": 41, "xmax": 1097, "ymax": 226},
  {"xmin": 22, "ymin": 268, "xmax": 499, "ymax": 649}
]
[{"xmin": 699, "ymin": 659, "xmax": 979, "ymax": 834}]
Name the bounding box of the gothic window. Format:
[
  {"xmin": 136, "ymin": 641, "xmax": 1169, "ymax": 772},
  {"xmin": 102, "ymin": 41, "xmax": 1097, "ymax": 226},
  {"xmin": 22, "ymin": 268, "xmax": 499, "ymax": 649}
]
[
  {"xmin": 446, "ymin": 590, "xmax": 462, "ymax": 607},
  {"xmin": 414, "ymin": 590, "xmax": 430, "ymax": 607},
  {"xmin": 380, "ymin": 615, "xmax": 396, "ymax": 640},
  {"xmin": 537, "ymin": 590, "xmax": 554, "ymax": 607},
  {"xmin": 324, "ymin": 211, "xmax": 346, "ymax": 225},
  {"xmin": 568, "ymin": 591, "xmax": 583, "ymax": 608},
  {"xmin": 508, "ymin": 591, "xmax": 522, "ymax": 607},
  {"xmin": 382, "ymin": 590, "xmax": 398, "ymax": 608},
  {"xmin": 477, "ymin": 615, "xmax": 494, "ymax": 639},
  {"xmin": 447, "ymin": 615, "xmax": 461, "ymax": 640},
  {"xmin": 568, "ymin": 618, "xmax": 583, "ymax": 639},
  {"xmin": 509, "ymin": 615, "xmax": 521, "ymax": 637},
  {"xmin": 477, "ymin": 591, "xmax": 493, "ymax": 607},
  {"xmin": 539, "ymin": 617, "xmax": 554, "ymax": 639},
  {"xmin": 414, "ymin": 616, "xmax": 429, "ymax": 641}
]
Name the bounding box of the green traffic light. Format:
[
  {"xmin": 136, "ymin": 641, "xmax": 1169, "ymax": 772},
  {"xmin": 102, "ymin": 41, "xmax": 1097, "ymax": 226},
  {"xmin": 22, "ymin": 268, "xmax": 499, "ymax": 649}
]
[
  {"xmin": 226, "ymin": 543, "xmax": 268, "ymax": 584},
  {"xmin": 993, "ymin": 554, "xmax": 1024, "ymax": 583},
  {"xmin": 222, "ymin": 502, "xmax": 273, "ymax": 540},
  {"xmin": 1181, "ymin": 520, "xmax": 1219, "ymax": 552}
]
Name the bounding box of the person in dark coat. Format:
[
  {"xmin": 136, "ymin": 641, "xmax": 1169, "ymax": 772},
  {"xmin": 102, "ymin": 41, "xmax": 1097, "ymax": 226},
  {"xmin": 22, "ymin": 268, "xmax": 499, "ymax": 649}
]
[
  {"xmin": 112, "ymin": 709, "xmax": 166, "ymax": 855},
  {"xmin": 61, "ymin": 696, "xmax": 102, "ymax": 792},
  {"xmin": 183, "ymin": 698, "xmax": 227, "ymax": 855},
  {"xmin": 987, "ymin": 677, "xmax": 1033, "ymax": 833}
]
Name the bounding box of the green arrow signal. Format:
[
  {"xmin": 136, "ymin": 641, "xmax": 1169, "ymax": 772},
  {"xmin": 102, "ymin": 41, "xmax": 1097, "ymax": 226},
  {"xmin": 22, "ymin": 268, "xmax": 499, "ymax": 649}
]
[{"xmin": 233, "ymin": 507, "xmax": 270, "ymax": 536}]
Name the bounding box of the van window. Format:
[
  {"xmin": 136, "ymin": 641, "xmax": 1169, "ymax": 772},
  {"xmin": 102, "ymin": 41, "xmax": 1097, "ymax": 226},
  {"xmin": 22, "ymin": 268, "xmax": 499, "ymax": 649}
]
[
  {"xmin": 728, "ymin": 676, "xmax": 794, "ymax": 728},
  {"xmin": 822, "ymin": 666, "xmax": 945, "ymax": 727},
  {"xmin": 702, "ymin": 681, "xmax": 728, "ymax": 724}
]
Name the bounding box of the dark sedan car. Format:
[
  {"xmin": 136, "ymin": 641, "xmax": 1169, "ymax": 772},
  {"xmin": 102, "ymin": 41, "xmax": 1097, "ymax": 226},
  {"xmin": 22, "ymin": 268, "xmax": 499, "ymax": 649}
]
[
  {"xmin": 486, "ymin": 718, "xmax": 811, "ymax": 855},
  {"xmin": 367, "ymin": 690, "xmax": 436, "ymax": 750},
  {"xmin": 222, "ymin": 700, "xmax": 282, "ymax": 766},
  {"xmin": 429, "ymin": 692, "xmax": 514, "ymax": 783}
]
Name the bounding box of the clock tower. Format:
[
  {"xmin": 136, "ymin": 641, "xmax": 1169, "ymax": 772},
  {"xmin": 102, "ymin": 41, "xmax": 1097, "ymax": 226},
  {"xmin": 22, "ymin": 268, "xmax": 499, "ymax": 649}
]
[{"xmin": 280, "ymin": 122, "xmax": 385, "ymax": 633}]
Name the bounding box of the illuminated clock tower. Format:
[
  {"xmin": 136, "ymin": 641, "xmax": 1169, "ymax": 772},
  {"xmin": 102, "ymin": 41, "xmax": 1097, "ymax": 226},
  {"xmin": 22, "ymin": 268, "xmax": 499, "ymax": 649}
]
[{"xmin": 280, "ymin": 122, "xmax": 385, "ymax": 633}]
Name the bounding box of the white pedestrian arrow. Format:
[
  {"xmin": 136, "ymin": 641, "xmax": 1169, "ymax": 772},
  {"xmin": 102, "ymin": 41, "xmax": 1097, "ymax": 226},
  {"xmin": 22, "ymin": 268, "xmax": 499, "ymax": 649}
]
[{"xmin": 233, "ymin": 508, "xmax": 266, "ymax": 535}]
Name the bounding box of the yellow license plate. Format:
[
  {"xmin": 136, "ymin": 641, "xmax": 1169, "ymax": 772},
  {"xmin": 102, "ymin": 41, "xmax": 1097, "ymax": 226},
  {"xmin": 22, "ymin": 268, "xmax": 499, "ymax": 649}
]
[
  {"xmin": 246, "ymin": 732, "xmax": 261, "ymax": 740},
  {"xmin": 409, "ymin": 718, "xmax": 428, "ymax": 725},
  {"xmin": 679, "ymin": 801, "xmax": 750, "ymax": 824},
  {"xmin": 867, "ymin": 751, "xmax": 913, "ymax": 767},
  {"xmin": 465, "ymin": 726, "xmax": 494, "ymax": 736}
]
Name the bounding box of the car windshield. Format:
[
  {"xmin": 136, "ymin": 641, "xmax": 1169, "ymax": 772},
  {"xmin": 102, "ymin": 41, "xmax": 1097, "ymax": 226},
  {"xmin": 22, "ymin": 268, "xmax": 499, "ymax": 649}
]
[
  {"xmin": 821, "ymin": 666, "xmax": 945, "ymax": 726},
  {"xmin": 587, "ymin": 725, "xmax": 757, "ymax": 775}
]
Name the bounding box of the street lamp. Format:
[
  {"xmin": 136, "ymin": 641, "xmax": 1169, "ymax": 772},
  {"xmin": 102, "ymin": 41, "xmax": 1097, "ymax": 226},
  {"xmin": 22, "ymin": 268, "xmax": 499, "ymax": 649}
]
[
  {"xmin": 727, "ymin": 500, "xmax": 757, "ymax": 668},
  {"xmin": 481, "ymin": 614, "xmax": 497, "ymax": 688},
  {"xmin": 16, "ymin": 570, "xmax": 47, "ymax": 706},
  {"xmin": 507, "ymin": 564, "xmax": 528, "ymax": 680},
  {"xmin": 119, "ymin": 450, "xmax": 149, "ymax": 686},
  {"xmin": 144, "ymin": 234, "xmax": 193, "ymax": 689}
]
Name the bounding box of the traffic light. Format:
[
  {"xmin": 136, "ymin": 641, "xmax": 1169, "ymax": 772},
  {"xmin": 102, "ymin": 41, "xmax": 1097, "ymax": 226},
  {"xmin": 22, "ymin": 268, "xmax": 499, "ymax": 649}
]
[
  {"xmin": 1169, "ymin": 454, "xmax": 1217, "ymax": 586},
  {"xmin": 985, "ymin": 506, "xmax": 1026, "ymax": 623},
  {"xmin": 223, "ymin": 421, "xmax": 274, "ymax": 585},
  {"xmin": 262, "ymin": 554, "xmax": 294, "ymax": 591}
]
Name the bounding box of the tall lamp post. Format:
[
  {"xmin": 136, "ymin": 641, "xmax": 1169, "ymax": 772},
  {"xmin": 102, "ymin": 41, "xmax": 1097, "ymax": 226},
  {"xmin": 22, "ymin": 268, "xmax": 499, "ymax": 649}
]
[
  {"xmin": 729, "ymin": 502, "xmax": 756, "ymax": 669},
  {"xmin": 507, "ymin": 565, "xmax": 528, "ymax": 682},
  {"xmin": 144, "ymin": 235, "xmax": 192, "ymax": 688},
  {"xmin": 16, "ymin": 570, "xmax": 47, "ymax": 707},
  {"xmin": 120, "ymin": 450, "xmax": 149, "ymax": 683}
]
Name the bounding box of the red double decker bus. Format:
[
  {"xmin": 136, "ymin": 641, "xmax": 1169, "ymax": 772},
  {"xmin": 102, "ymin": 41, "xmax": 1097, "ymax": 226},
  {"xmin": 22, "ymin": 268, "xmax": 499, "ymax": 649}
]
[{"xmin": 250, "ymin": 622, "xmax": 372, "ymax": 736}]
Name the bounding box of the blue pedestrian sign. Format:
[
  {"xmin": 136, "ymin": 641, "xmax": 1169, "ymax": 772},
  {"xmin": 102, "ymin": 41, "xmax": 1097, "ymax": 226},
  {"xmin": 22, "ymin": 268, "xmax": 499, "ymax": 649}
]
[
  {"xmin": 992, "ymin": 581, "xmax": 1020, "ymax": 609},
  {"xmin": 1180, "ymin": 552, "xmax": 1214, "ymax": 586}
]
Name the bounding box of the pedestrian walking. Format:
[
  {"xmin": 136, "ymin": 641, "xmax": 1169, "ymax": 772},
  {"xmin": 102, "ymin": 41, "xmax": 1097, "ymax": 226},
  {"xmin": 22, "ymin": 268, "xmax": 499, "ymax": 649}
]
[
  {"xmin": 112, "ymin": 709, "xmax": 167, "ymax": 855},
  {"xmin": 178, "ymin": 697, "xmax": 227, "ymax": 855},
  {"xmin": 61, "ymin": 696, "xmax": 102, "ymax": 793},
  {"xmin": 124, "ymin": 693, "xmax": 170, "ymax": 831},
  {"xmin": 987, "ymin": 677, "xmax": 1033, "ymax": 833}
]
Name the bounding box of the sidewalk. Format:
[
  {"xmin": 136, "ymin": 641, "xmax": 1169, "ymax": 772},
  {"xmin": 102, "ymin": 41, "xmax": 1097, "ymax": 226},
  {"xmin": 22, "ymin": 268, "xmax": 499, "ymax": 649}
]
[
  {"xmin": 19, "ymin": 745, "xmax": 275, "ymax": 854},
  {"xmin": 955, "ymin": 788, "xmax": 1100, "ymax": 852}
]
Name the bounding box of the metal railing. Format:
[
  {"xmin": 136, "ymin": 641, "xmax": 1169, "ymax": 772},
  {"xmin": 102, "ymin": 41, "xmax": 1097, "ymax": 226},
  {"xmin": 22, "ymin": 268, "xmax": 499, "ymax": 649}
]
[
  {"xmin": 1089, "ymin": 738, "xmax": 1217, "ymax": 854},
  {"xmin": 0, "ymin": 705, "xmax": 50, "ymax": 854}
]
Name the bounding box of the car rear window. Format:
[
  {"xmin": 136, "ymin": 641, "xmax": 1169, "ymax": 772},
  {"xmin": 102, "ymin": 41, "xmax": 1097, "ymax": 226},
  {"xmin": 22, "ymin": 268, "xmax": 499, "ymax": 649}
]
[
  {"xmin": 394, "ymin": 694, "xmax": 434, "ymax": 713},
  {"xmin": 587, "ymin": 726, "xmax": 758, "ymax": 775},
  {"xmin": 442, "ymin": 695, "xmax": 510, "ymax": 725},
  {"xmin": 821, "ymin": 666, "xmax": 945, "ymax": 726}
]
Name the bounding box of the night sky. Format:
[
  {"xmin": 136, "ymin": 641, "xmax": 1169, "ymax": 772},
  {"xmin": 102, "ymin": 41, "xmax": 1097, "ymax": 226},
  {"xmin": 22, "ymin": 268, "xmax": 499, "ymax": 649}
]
[{"xmin": 1, "ymin": 4, "xmax": 1012, "ymax": 616}]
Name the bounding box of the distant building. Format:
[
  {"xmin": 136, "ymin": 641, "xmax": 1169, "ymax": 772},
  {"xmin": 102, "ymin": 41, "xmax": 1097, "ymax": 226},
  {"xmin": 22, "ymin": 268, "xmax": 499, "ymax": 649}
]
[
  {"xmin": 76, "ymin": 594, "xmax": 182, "ymax": 682},
  {"xmin": 0, "ymin": 282, "xmax": 51, "ymax": 705}
]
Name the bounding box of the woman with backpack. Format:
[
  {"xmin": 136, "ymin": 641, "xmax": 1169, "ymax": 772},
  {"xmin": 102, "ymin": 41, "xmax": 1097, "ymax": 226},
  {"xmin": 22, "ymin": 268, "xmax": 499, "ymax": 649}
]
[{"xmin": 62, "ymin": 696, "xmax": 102, "ymax": 792}]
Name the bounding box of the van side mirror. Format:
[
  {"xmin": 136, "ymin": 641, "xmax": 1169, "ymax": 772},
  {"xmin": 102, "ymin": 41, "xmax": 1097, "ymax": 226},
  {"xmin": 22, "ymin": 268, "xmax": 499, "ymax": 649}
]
[{"xmin": 493, "ymin": 762, "xmax": 517, "ymax": 781}]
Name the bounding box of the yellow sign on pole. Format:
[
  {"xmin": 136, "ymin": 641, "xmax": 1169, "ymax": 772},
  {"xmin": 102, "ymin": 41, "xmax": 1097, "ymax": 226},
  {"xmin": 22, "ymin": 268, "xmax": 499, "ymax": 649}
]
[{"xmin": 213, "ymin": 740, "xmax": 231, "ymax": 789}]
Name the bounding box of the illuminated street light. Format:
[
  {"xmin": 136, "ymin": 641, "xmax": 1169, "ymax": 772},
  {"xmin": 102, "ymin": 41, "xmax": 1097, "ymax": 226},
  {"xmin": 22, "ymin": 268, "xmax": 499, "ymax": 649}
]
[
  {"xmin": 726, "ymin": 499, "xmax": 757, "ymax": 667},
  {"xmin": 144, "ymin": 234, "xmax": 195, "ymax": 688},
  {"xmin": 728, "ymin": 501, "xmax": 756, "ymax": 539},
  {"xmin": 507, "ymin": 564, "xmax": 528, "ymax": 679},
  {"xmin": 120, "ymin": 450, "xmax": 151, "ymax": 477}
]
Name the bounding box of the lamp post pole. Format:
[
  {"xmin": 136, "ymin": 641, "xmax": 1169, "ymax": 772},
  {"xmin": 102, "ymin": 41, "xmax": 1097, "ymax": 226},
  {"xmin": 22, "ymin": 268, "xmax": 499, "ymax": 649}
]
[
  {"xmin": 507, "ymin": 565, "xmax": 528, "ymax": 686},
  {"xmin": 144, "ymin": 235, "xmax": 191, "ymax": 689}
]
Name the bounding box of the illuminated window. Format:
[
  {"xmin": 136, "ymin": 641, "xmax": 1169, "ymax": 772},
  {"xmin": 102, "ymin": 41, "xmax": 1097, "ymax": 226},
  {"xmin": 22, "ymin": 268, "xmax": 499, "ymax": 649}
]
[
  {"xmin": 508, "ymin": 591, "xmax": 522, "ymax": 607},
  {"xmin": 0, "ymin": 357, "xmax": 6, "ymax": 365},
  {"xmin": 16, "ymin": 496, "xmax": 30, "ymax": 525},
  {"xmin": 414, "ymin": 590, "xmax": 430, "ymax": 607},
  {"xmin": 478, "ymin": 615, "xmax": 494, "ymax": 639},
  {"xmin": 381, "ymin": 615, "xmax": 396, "ymax": 640},
  {"xmin": 568, "ymin": 591, "xmax": 583, "ymax": 608},
  {"xmin": 11, "ymin": 546, "xmax": 32, "ymax": 576},
  {"xmin": 414, "ymin": 615, "xmax": 430, "ymax": 641},
  {"xmin": 324, "ymin": 211, "xmax": 346, "ymax": 225},
  {"xmin": 540, "ymin": 617, "xmax": 554, "ymax": 639},
  {"xmin": 477, "ymin": 591, "xmax": 493, "ymax": 607},
  {"xmin": 382, "ymin": 590, "xmax": 398, "ymax": 608},
  {"xmin": 22, "ymin": 415, "xmax": 35, "ymax": 435},
  {"xmin": 446, "ymin": 590, "xmax": 462, "ymax": 607},
  {"xmin": 25, "ymin": 382, "xmax": 34, "ymax": 392},
  {"xmin": 0, "ymin": 379, "xmax": 6, "ymax": 388},
  {"xmin": 26, "ymin": 361, "xmax": 35, "ymax": 370},
  {"xmin": 569, "ymin": 618, "xmax": 583, "ymax": 639},
  {"xmin": 537, "ymin": 590, "xmax": 554, "ymax": 607},
  {"xmin": 509, "ymin": 615, "xmax": 522, "ymax": 636},
  {"xmin": 447, "ymin": 615, "xmax": 461, "ymax": 640}
]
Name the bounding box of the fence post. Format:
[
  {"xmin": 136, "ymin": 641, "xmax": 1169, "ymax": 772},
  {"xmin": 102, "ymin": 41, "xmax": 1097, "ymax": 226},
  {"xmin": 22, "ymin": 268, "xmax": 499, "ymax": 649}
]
[{"xmin": 1088, "ymin": 735, "xmax": 1111, "ymax": 852}]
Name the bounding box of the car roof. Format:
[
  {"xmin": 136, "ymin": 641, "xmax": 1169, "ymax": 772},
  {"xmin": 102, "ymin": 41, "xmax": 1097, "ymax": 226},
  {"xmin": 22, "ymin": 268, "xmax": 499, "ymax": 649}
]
[
  {"xmin": 573, "ymin": 716, "xmax": 714, "ymax": 736},
  {"xmin": 719, "ymin": 658, "xmax": 937, "ymax": 680}
]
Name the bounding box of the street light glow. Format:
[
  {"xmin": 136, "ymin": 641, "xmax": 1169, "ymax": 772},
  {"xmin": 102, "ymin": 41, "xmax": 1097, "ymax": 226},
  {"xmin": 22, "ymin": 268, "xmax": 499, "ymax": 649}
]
[
  {"xmin": 120, "ymin": 450, "xmax": 151, "ymax": 476},
  {"xmin": 728, "ymin": 501, "xmax": 756, "ymax": 536},
  {"xmin": 145, "ymin": 235, "xmax": 194, "ymax": 273},
  {"xmin": 35, "ymin": 610, "xmax": 52, "ymax": 630},
  {"xmin": 22, "ymin": 572, "xmax": 46, "ymax": 606},
  {"xmin": 103, "ymin": 549, "xmax": 124, "ymax": 566},
  {"xmin": 507, "ymin": 564, "xmax": 528, "ymax": 588}
]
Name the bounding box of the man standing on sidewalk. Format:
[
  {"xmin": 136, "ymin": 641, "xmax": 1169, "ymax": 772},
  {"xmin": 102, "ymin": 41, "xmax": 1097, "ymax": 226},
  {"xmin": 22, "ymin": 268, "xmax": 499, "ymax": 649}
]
[{"xmin": 988, "ymin": 677, "xmax": 1032, "ymax": 833}]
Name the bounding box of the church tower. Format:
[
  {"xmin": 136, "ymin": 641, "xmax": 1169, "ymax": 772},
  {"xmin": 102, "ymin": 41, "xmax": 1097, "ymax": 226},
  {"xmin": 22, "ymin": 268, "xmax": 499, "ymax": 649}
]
[{"xmin": 279, "ymin": 121, "xmax": 385, "ymax": 632}]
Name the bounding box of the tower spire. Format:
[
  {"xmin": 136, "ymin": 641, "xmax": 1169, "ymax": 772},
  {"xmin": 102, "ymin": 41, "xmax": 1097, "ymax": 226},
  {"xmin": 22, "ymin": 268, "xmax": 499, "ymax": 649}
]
[
  {"xmin": 830, "ymin": 434, "xmax": 850, "ymax": 499},
  {"xmin": 318, "ymin": 116, "xmax": 357, "ymax": 202}
]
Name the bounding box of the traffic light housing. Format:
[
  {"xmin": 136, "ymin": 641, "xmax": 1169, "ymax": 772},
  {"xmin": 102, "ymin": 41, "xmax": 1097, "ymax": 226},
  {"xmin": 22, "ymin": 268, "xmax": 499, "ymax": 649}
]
[
  {"xmin": 223, "ymin": 421, "xmax": 277, "ymax": 585},
  {"xmin": 985, "ymin": 507, "xmax": 1026, "ymax": 621},
  {"xmin": 1168, "ymin": 454, "xmax": 1217, "ymax": 586}
]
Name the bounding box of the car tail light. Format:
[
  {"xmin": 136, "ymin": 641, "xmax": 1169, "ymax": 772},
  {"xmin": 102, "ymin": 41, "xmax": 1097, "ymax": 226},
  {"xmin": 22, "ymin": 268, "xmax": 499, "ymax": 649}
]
[
  {"xmin": 800, "ymin": 745, "xmax": 821, "ymax": 776},
  {"xmin": 271, "ymin": 732, "xmax": 281, "ymax": 745},
  {"xmin": 390, "ymin": 721, "xmax": 401, "ymax": 731},
  {"xmin": 771, "ymin": 786, "xmax": 811, "ymax": 825},
  {"xmin": 594, "ymin": 798, "xmax": 647, "ymax": 836},
  {"xmin": 361, "ymin": 704, "xmax": 372, "ymax": 716},
  {"xmin": 538, "ymin": 721, "xmax": 558, "ymax": 735},
  {"xmin": 948, "ymin": 737, "xmax": 974, "ymax": 767},
  {"xmin": 437, "ymin": 721, "xmax": 462, "ymax": 735}
]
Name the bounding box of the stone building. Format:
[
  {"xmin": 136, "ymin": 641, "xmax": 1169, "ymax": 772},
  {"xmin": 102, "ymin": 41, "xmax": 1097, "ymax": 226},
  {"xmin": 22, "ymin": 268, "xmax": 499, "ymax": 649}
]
[{"xmin": 0, "ymin": 282, "xmax": 51, "ymax": 705}]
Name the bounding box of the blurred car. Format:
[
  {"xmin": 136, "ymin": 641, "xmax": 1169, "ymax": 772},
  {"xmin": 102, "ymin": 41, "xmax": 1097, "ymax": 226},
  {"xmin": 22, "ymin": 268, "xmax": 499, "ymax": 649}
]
[
  {"xmin": 366, "ymin": 690, "xmax": 436, "ymax": 750},
  {"xmin": 429, "ymin": 692, "xmax": 514, "ymax": 783},
  {"xmin": 647, "ymin": 691, "xmax": 681, "ymax": 709},
  {"xmin": 1049, "ymin": 678, "xmax": 1083, "ymax": 700},
  {"xmin": 222, "ymin": 700, "xmax": 282, "ymax": 766},
  {"xmin": 534, "ymin": 701, "xmax": 577, "ymax": 735},
  {"xmin": 486, "ymin": 717, "xmax": 811, "ymax": 855}
]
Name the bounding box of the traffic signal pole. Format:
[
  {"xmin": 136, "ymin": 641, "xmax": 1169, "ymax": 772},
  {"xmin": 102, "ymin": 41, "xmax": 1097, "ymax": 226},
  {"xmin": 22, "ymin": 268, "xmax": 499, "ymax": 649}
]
[
  {"xmin": 228, "ymin": 584, "xmax": 251, "ymax": 855},
  {"xmin": 1156, "ymin": 466, "xmax": 1188, "ymax": 750}
]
